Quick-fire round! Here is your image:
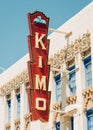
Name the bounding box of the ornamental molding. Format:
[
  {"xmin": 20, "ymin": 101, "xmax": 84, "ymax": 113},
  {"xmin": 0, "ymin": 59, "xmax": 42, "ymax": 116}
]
[
  {"xmin": 49, "ymin": 31, "xmax": 91, "ymax": 71},
  {"xmin": 53, "ymin": 112, "xmax": 59, "ymax": 124},
  {"xmin": 80, "ymin": 32, "xmax": 91, "ymax": 59},
  {"xmin": 0, "ymin": 69, "xmax": 29, "ymax": 96},
  {"xmin": 65, "ymin": 44, "xmax": 74, "ymax": 63},
  {"xmin": 82, "ymin": 86, "xmax": 93, "ymax": 111},
  {"xmin": 66, "ymin": 94, "xmax": 77, "ymax": 105},
  {"xmin": 50, "ymin": 51, "xmax": 62, "ymax": 69},
  {"xmin": 53, "ymin": 112, "xmax": 61, "ymax": 125},
  {"xmin": 5, "ymin": 122, "xmax": 11, "ymax": 130},
  {"xmin": 53, "ymin": 101, "xmax": 62, "ymax": 110},
  {"xmin": 24, "ymin": 113, "xmax": 30, "ymax": 130},
  {"xmin": 14, "ymin": 118, "xmax": 20, "ymax": 130},
  {"xmin": 52, "ymin": 101, "xmax": 62, "ymax": 123}
]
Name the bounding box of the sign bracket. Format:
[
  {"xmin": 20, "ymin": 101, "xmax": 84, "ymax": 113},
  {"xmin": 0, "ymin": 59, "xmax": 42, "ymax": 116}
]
[{"xmin": 49, "ymin": 28, "xmax": 72, "ymax": 46}]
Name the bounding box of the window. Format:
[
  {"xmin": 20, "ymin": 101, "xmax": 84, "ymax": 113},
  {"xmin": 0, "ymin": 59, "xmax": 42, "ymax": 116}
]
[
  {"xmin": 69, "ymin": 66, "xmax": 76, "ymax": 96},
  {"xmin": 55, "ymin": 74, "xmax": 61, "ymax": 102},
  {"xmin": 16, "ymin": 93, "xmax": 20, "ymax": 118},
  {"xmin": 56, "ymin": 121, "xmax": 60, "ymax": 130},
  {"xmin": 87, "ymin": 109, "xmax": 93, "ymax": 130},
  {"xmin": 71, "ymin": 117, "xmax": 74, "ymax": 130},
  {"xmin": 7, "ymin": 99, "xmax": 11, "ymax": 122},
  {"xmin": 84, "ymin": 56, "xmax": 92, "ymax": 87}
]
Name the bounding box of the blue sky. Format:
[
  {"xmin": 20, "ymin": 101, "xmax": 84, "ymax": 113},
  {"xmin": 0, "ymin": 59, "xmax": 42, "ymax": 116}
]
[{"xmin": 0, "ymin": 0, "xmax": 92, "ymax": 72}]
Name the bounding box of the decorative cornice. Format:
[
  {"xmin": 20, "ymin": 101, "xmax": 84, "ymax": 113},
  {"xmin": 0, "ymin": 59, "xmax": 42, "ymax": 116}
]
[
  {"xmin": 0, "ymin": 69, "xmax": 29, "ymax": 96},
  {"xmin": 80, "ymin": 31, "xmax": 91, "ymax": 59},
  {"xmin": 49, "ymin": 31, "xmax": 91, "ymax": 72},
  {"xmin": 65, "ymin": 44, "xmax": 74, "ymax": 63},
  {"xmin": 51, "ymin": 51, "xmax": 62, "ymax": 69}
]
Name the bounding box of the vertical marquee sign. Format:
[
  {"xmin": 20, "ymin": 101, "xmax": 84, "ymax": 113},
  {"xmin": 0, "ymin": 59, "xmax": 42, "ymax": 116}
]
[{"xmin": 27, "ymin": 11, "xmax": 51, "ymax": 122}]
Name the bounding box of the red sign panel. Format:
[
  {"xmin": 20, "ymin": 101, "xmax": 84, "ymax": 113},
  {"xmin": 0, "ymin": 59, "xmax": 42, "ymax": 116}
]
[{"xmin": 27, "ymin": 11, "xmax": 51, "ymax": 122}]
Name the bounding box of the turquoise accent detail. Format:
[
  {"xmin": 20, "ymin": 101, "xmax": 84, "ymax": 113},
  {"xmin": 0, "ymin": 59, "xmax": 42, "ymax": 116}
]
[{"xmin": 34, "ymin": 16, "xmax": 46, "ymax": 24}]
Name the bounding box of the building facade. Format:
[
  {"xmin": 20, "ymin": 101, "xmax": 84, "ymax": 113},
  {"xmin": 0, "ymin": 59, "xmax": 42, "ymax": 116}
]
[{"xmin": 0, "ymin": 2, "xmax": 93, "ymax": 130}]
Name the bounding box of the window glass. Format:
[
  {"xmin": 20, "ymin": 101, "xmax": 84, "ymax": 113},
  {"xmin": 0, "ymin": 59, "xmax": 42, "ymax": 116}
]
[
  {"xmin": 7, "ymin": 99, "xmax": 11, "ymax": 122},
  {"xmin": 55, "ymin": 74, "xmax": 61, "ymax": 102},
  {"xmin": 71, "ymin": 117, "xmax": 74, "ymax": 130},
  {"xmin": 68, "ymin": 66, "xmax": 76, "ymax": 95},
  {"xmin": 56, "ymin": 121, "xmax": 60, "ymax": 130},
  {"xmin": 16, "ymin": 93, "xmax": 20, "ymax": 118},
  {"xmin": 84, "ymin": 56, "xmax": 92, "ymax": 87},
  {"xmin": 87, "ymin": 109, "xmax": 93, "ymax": 130}
]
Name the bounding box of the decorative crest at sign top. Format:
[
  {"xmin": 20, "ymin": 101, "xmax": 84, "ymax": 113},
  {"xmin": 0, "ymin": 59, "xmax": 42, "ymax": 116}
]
[
  {"xmin": 27, "ymin": 11, "xmax": 51, "ymax": 122},
  {"xmin": 34, "ymin": 16, "xmax": 46, "ymax": 24}
]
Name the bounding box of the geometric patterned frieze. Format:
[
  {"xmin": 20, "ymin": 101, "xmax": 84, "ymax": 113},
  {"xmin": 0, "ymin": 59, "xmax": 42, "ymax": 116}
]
[
  {"xmin": 0, "ymin": 69, "xmax": 29, "ymax": 96},
  {"xmin": 66, "ymin": 94, "xmax": 77, "ymax": 105},
  {"xmin": 53, "ymin": 101, "xmax": 62, "ymax": 110},
  {"xmin": 82, "ymin": 86, "xmax": 93, "ymax": 111}
]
